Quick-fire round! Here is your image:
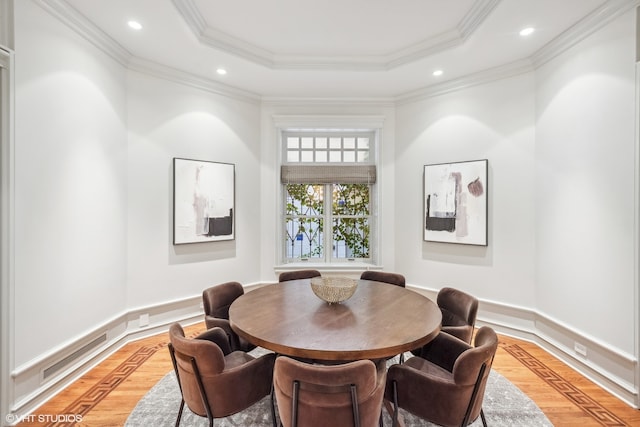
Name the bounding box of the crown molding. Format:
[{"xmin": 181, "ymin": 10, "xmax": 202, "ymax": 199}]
[
  {"xmin": 34, "ymin": 0, "xmax": 131, "ymax": 67},
  {"xmin": 201, "ymin": 26, "xmax": 275, "ymax": 68},
  {"xmin": 171, "ymin": 0, "xmax": 275, "ymax": 68},
  {"xmin": 395, "ymin": 58, "xmax": 534, "ymax": 104},
  {"xmin": 172, "ymin": 0, "xmax": 501, "ymax": 71},
  {"xmin": 128, "ymin": 58, "xmax": 261, "ymax": 104},
  {"xmin": 384, "ymin": 0, "xmax": 501, "ymax": 69},
  {"xmin": 169, "ymin": 0, "xmax": 206, "ymax": 34},
  {"xmin": 262, "ymin": 97, "xmax": 395, "ymax": 108},
  {"xmin": 384, "ymin": 29, "xmax": 463, "ymax": 70},
  {"xmin": 458, "ymin": 0, "xmax": 501, "ymax": 40},
  {"xmin": 531, "ymin": 0, "xmax": 640, "ymax": 68}
]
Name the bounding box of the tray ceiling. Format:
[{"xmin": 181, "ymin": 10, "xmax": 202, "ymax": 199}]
[{"xmin": 58, "ymin": 0, "xmax": 622, "ymax": 99}]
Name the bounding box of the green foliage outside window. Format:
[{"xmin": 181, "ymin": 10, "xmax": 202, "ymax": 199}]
[
  {"xmin": 333, "ymin": 184, "xmax": 370, "ymax": 258},
  {"xmin": 285, "ymin": 183, "xmax": 369, "ymax": 260},
  {"xmin": 285, "ymin": 184, "xmax": 324, "ymax": 259}
]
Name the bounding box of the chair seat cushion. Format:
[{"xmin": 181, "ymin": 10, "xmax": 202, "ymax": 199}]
[
  {"xmin": 404, "ymin": 356, "xmax": 453, "ymax": 382},
  {"xmin": 224, "ymin": 351, "xmax": 254, "ymax": 370},
  {"xmin": 441, "ymin": 308, "xmax": 469, "ymax": 326}
]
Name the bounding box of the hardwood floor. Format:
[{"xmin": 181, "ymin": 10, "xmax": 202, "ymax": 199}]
[{"xmin": 17, "ymin": 322, "xmax": 640, "ymax": 426}]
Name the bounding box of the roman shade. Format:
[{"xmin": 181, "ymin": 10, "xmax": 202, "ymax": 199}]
[{"xmin": 280, "ymin": 164, "xmax": 376, "ymax": 184}]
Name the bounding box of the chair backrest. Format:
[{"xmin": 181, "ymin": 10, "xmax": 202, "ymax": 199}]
[
  {"xmin": 278, "ymin": 269, "xmax": 321, "ymax": 282},
  {"xmin": 452, "ymin": 326, "xmax": 498, "ymax": 425},
  {"xmin": 273, "ymin": 356, "xmax": 385, "ymax": 427},
  {"xmin": 360, "ymin": 271, "xmax": 406, "ymax": 287},
  {"xmin": 202, "ymin": 281, "xmax": 244, "ymax": 319},
  {"xmin": 437, "ymin": 287, "xmax": 479, "ymax": 343}
]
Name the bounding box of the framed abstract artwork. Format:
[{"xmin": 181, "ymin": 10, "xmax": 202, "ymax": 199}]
[
  {"xmin": 173, "ymin": 158, "xmax": 235, "ymax": 244},
  {"xmin": 423, "ymin": 159, "xmax": 488, "ymax": 246}
]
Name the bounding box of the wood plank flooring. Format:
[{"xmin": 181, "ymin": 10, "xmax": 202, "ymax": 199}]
[{"xmin": 17, "ymin": 323, "xmax": 640, "ymax": 426}]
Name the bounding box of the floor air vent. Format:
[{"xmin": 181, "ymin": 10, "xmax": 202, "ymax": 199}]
[{"xmin": 43, "ymin": 332, "xmax": 107, "ymax": 380}]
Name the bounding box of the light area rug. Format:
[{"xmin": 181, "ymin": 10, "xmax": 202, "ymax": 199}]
[{"xmin": 126, "ymin": 349, "xmax": 553, "ymax": 427}]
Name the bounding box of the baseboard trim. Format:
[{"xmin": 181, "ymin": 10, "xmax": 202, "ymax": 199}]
[
  {"xmin": 8, "ymin": 295, "xmax": 203, "ymax": 418},
  {"xmin": 7, "ymin": 282, "xmax": 639, "ymax": 420}
]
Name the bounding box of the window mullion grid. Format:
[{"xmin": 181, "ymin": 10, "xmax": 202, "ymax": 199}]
[{"xmin": 324, "ymin": 183, "xmax": 333, "ymax": 263}]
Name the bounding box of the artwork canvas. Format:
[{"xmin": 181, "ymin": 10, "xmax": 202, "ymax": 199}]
[
  {"xmin": 424, "ymin": 159, "xmax": 487, "ymax": 245},
  {"xmin": 173, "ymin": 158, "xmax": 235, "ymax": 244}
]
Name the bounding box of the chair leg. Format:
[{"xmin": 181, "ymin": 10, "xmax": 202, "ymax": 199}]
[
  {"xmin": 270, "ymin": 383, "xmax": 277, "ymax": 427},
  {"xmin": 391, "ymin": 381, "xmax": 399, "ymax": 427},
  {"xmin": 349, "ymin": 384, "xmax": 360, "ymax": 427},
  {"xmin": 292, "ymin": 380, "xmax": 300, "ymax": 427},
  {"xmin": 169, "ymin": 344, "xmax": 185, "ymax": 427},
  {"xmin": 399, "ymin": 352, "xmax": 405, "ymax": 364},
  {"xmin": 480, "ymin": 409, "xmax": 487, "ymax": 427},
  {"xmin": 174, "ymin": 399, "xmax": 184, "ymax": 427},
  {"xmin": 461, "ymin": 363, "xmax": 487, "ymax": 427},
  {"xmin": 191, "ymin": 358, "xmax": 215, "ymax": 427}
]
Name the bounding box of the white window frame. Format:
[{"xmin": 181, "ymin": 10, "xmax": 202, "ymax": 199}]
[{"xmin": 276, "ymin": 118, "xmax": 382, "ymax": 268}]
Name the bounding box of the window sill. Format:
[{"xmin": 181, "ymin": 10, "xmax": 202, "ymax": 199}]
[{"xmin": 275, "ymin": 263, "xmax": 382, "ymax": 275}]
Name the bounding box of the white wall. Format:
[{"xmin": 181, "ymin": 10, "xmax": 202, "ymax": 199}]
[
  {"xmin": 126, "ymin": 71, "xmax": 262, "ymax": 308},
  {"xmin": 13, "ymin": 0, "xmax": 128, "ymax": 367},
  {"xmin": 395, "ymin": 73, "xmax": 537, "ymax": 306},
  {"xmin": 0, "ymin": 0, "xmax": 14, "ymax": 50},
  {"xmin": 535, "ymin": 10, "xmax": 637, "ymax": 355}
]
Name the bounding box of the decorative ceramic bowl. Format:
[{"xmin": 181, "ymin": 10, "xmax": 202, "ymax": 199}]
[{"xmin": 310, "ymin": 277, "xmax": 358, "ymax": 304}]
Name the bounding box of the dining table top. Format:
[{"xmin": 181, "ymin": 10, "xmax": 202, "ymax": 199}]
[{"xmin": 229, "ymin": 278, "xmax": 442, "ymax": 361}]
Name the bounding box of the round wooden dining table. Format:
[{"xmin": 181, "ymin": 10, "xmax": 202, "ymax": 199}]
[{"xmin": 229, "ymin": 279, "xmax": 442, "ymax": 362}]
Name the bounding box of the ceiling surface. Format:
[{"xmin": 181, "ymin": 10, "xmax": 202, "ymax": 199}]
[{"xmin": 60, "ymin": 0, "xmax": 614, "ymax": 99}]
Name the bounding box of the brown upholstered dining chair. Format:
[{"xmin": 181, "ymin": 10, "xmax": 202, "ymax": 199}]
[
  {"xmin": 385, "ymin": 326, "xmax": 498, "ymax": 427},
  {"xmin": 273, "ymin": 356, "xmax": 386, "ymax": 427},
  {"xmin": 409, "ymin": 286, "xmax": 479, "ymax": 359},
  {"xmin": 360, "ymin": 271, "xmax": 406, "ymax": 287},
  {"xmin": 168, "ymin": 323, "xmax": 276, "ymax": 427},
  {"xmin": 437, "ymin": 287, "xmax": 479, "ymax": 344},
  {"xmin": 278, "ymin": 269, "xmax": 321, "ymax": 282},
  {"xmin": 202, "ymin": 281, "xmax": 255, "ymax": 352}
]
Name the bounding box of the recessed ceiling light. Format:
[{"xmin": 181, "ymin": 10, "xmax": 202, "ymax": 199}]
[
  {"xmin": 128, "ymin": 20, "xmax": 142, "ymax": 30},
  {"xmin": 432, "ymin": 70, "xmax": 443, "ymax": 77},
  {"xmin": 216, "ymin": 68, "xmax": 227, "ymax": 75},
  {"xmin": 519, "ymin": 27, "xmax": 535, "ymax": 36}
]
